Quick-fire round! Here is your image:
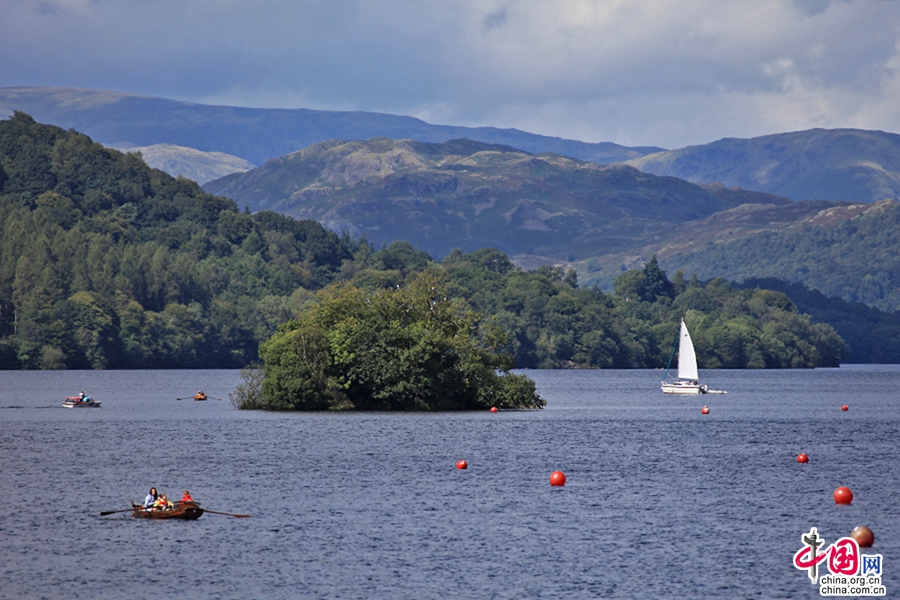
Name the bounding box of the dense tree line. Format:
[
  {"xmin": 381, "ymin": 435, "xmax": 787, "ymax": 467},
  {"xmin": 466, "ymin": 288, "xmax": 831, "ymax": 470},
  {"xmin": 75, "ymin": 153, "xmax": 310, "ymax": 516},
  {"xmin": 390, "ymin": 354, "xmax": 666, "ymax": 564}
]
[
  {"xmin": 435, "ymin": 251, "xmax": 842, "ymax": 369},
  {"xmin": 245, "ymin": 249, "xmax": 845, "ymax": 410}
]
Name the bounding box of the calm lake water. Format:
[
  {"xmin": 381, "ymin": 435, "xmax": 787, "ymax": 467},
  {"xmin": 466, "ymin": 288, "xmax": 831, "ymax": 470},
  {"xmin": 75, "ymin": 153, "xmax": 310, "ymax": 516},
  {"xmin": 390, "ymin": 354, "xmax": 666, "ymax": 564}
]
[{"xmin": 1, "ymin": 367, "xmax": 898, "ymax": 599}]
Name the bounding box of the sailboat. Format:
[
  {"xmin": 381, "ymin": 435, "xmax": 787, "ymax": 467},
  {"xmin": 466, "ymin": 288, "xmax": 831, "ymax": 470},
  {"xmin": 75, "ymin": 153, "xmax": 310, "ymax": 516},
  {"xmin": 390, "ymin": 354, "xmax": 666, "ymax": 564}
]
[{"xmin": 661, "ymin": 319, "xmax": 726, "ymax": 394}]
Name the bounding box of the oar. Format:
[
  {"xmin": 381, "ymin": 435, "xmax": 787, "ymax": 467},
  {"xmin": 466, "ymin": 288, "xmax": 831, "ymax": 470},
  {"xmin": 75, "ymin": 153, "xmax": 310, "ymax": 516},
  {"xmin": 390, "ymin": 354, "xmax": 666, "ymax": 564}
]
[
  {"xmin": 203, "ymin": 509, "xmax": 252, "ymax": 518},
  {"xmin": 100, "ymin": 507, "xmax": 141, "ymax": 516},
  {"xmin": 176, "ymin": 397, "xmax": 192, "ymax": 401}
]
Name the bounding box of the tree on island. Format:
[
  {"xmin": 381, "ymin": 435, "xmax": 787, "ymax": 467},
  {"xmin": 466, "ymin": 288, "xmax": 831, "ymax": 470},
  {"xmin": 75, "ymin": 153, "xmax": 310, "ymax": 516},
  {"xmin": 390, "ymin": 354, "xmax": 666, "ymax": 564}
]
[{"xmin": 248, "ymin": 272, "xmax": 544, "ymax": 410}]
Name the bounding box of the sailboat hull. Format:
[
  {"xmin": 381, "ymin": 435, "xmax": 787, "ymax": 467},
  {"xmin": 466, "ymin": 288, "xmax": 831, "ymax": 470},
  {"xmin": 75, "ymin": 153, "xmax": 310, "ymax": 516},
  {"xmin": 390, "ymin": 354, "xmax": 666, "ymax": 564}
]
[{"xmin": 661, "ymin": 380, "xmax": 707, "ymax": 394}]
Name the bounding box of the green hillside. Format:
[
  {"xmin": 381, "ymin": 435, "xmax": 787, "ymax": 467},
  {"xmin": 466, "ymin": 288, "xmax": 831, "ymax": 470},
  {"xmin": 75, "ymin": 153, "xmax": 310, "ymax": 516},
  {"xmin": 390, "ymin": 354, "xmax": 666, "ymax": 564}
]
[
  {"xmin": 658, "ymin": 200, "xmax": 900, "ymax": 313},
  {"xmin": 203, "ymin": 137, "xmax": 791, "ymax": 260},
  {"xmin": 0, "ymin": 86, "xmax": 662, "ymax": 167},
  {"xmin": 628, "ymin": 128, "xmax": 900, "ymax": 203},
  {"xmin": 575, "ymin": 198, "xmax": 860, "ymax": 290},
  {"xmin": 0, "ymin": 112, "xmax": 351, "ymax": 369}
]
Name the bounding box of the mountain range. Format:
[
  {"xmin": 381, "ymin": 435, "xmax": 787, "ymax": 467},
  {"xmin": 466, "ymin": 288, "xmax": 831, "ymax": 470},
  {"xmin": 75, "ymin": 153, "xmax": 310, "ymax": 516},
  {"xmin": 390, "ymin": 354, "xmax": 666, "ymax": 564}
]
[
  {"xmin": 0, "ymin": 87, "xmax": 660, "ymax": 167},
  {"xmin": 3, "ymin": 87, "xmax": 900, "ymax": 313},
  {"xmin": 5, "ymin": 87, "xmax": 900, "ymax": 204},
  {"xmin": 202, "ymin": 137, "xmax": 792, "ymax": 261}
]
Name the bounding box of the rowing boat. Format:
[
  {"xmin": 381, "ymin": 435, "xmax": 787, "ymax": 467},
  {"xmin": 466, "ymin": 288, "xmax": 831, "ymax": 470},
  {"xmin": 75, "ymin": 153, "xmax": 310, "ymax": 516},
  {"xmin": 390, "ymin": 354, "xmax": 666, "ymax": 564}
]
[{"xmin": 130, "ymin": 501, "xmax": 204, "ymax": 520}]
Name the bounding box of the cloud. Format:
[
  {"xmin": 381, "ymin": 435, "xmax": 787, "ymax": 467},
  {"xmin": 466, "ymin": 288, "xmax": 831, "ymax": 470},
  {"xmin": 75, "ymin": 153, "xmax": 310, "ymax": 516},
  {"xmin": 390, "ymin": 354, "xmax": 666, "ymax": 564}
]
[{"xmin": 2, "ymin": 0, "xmax": 900, "ymax": 147}]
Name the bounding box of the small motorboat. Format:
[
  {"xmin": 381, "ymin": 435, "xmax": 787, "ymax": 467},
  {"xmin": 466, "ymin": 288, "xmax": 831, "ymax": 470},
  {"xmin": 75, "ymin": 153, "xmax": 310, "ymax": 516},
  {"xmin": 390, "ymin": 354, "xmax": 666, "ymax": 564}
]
[
  {"xmin": 63, "ymin": 396, "xmax": 101, "ymax": 408},
  {"xmin": 131, "ymin": 501, "xmax": 204, "ymax": 520}
]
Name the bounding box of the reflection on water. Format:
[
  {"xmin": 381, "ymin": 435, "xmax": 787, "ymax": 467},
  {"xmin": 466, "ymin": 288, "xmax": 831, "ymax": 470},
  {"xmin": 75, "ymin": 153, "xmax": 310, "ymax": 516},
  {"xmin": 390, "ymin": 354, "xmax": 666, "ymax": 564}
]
[{"xmin": 1, "ymin": 367, "xmax": 898, "ymax": 599}]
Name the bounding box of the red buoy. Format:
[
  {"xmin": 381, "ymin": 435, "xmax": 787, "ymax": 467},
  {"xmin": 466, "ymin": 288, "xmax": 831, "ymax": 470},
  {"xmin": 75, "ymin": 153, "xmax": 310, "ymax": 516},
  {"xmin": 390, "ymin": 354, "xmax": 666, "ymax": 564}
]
[
  {"xmin": 834, "ymin": 486, "xmax": 853, "ymax": 505},
  {"xmin": 549, "ymin": 471, "xmax": 566, "ymax": 486},
  {"xmin": 456, "ymin": 460, "xmax": 468, "ymax": 470},
  {"xmin": 841, "ymin": 404, "xmax": 849, "ymax": 411},
  {"xmin": 850, "ymin": 525, "xmax": 874, "ymax": 547},
  {"xmin": 797, "ymin": 453, "xmax": 809, "ymax": 463},
  {"xmin": 490, "ymin": 406, "xmax": 498, "ymax": 413},
  {"xmin": 701, "ymin": 405, "xmax": 710, "ymax": 414}
]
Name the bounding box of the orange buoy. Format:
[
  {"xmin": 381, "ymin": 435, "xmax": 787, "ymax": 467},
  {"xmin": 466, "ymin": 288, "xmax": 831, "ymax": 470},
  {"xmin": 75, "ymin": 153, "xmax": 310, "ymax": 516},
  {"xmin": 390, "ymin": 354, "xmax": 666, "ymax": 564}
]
[
  {"xmin": 841, "ymin": 404, "xmax": 849, "ymax": 411},
  {"xmin": 549, "ymin": 471, "xmax": 566, "ymax": 486},
  {"xmin": 701, "ymin": 405, "xmax": 710, "ymax": 414},
  {"xmin": 850, "ymin": 526, "xmax": 874, "ymax": 547},
  {"xmin": 456, "ymin": 460, "xmax": 468, "ymax": 470},
  {"xmin": 834, "ymin": 486, "xmax": 853, "ymax": 505},
  {"xmin": 490, "ymin": 406, "xmax": 498, "ymax": 413},
  {"xmin": 797, "ymin": 453, "xmax": 809, "ymax": 463}
]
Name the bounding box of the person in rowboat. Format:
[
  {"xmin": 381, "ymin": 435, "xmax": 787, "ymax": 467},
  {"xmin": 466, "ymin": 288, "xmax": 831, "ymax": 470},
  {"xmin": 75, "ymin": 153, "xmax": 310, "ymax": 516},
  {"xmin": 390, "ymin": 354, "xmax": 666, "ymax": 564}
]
[
  {"xmin": 144, "ymin": 487, "xmax": 158, "ymax": 508},
  {"xmin": 180, "ymin": 490, "xmax": 194, "ymax": 504},
  {"xmin": 153, "ymin": 494, "xmax": 173, "ymax": 510}
]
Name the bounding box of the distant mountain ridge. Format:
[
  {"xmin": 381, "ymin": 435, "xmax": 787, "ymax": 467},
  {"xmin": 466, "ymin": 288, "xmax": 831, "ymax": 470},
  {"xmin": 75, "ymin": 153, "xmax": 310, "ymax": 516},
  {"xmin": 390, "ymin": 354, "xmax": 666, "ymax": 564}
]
[
  {"xmin": 627, "ymin": 128, "xmax": 900, "ymax": 203},
  {"xmin": 202, "ymin": 137, "xmax": 793, "ymax": 259},
  {"xmin": 0, "ymin": 86, "xmax": 662, "ymax": 167},
  {"xmin": 7, "ymin": 87, "xmax": 900, "ymax": 206}
]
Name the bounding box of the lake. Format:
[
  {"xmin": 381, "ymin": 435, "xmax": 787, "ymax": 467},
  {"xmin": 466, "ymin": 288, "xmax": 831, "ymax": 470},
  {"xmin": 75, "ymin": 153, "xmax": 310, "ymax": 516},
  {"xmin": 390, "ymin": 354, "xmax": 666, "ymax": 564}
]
[{"xmin": 1, "ymin": 367, "xmax": 897, "ymax": 599}]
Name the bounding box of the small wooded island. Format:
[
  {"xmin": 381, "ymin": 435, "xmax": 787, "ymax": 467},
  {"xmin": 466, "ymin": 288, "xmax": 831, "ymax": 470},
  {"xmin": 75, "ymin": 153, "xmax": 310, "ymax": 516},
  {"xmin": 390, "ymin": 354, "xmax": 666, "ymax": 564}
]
[{"xmin": 235, "ymin": 273, "xmax": 544, "ymax": 410}]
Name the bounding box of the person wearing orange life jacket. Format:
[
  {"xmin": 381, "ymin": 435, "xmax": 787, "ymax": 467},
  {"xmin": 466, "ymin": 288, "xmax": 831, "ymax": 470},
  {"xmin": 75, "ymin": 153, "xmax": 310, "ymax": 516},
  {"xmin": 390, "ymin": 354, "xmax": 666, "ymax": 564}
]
[{"xmin": 180, "ymin": 490, "xmax": 194, "ymax": 504}]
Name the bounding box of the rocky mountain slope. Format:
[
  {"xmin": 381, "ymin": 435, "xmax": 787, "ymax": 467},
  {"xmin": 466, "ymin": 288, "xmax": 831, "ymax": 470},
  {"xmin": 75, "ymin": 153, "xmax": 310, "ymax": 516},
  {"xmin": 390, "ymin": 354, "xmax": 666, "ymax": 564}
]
[
  {"xmin": 106, "ymin": 143, "xmax": 255, "ymax": 184},
  {"xmin": 203, "ymin": 137, "xmax": 792, "ymax": 260}
]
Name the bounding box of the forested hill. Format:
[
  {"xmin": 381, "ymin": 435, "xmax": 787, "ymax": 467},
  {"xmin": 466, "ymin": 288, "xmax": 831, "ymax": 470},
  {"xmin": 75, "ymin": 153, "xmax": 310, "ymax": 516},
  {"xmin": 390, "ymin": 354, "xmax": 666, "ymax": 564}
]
[
  {"xmin": 659, "ymin": 200, "xmax": 900, "ymax": 313},
  {"xmin": 0, "ymin": 112, "xmax": 352, "ymax": 368}
]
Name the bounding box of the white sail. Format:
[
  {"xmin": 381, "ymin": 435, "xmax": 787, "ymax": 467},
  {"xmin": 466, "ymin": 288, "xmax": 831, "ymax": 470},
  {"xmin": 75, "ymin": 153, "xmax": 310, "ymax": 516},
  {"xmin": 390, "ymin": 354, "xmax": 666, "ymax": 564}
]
[{"xmin": 676, "ymin": 320, "xmax": 699, "ymax": 381}]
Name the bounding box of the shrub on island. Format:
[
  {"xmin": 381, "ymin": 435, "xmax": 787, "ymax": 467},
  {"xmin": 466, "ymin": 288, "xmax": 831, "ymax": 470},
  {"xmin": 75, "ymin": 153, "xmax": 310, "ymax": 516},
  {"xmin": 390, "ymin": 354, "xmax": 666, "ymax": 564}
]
[{"xmin": 245, "ymin": 273, "xmax": 544, "ymax": 411}]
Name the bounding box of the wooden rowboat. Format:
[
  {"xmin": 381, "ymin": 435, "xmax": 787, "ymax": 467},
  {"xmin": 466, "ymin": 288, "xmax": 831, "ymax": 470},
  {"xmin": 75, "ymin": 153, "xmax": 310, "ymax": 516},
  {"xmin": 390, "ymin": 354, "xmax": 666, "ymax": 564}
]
[
  {"xmin": 194, "ymin": 392, "xmax": 208, "ymax": 401},
  {"xmin": 131, "ymin": 501, "xmax": 204, "ymax": 520}
]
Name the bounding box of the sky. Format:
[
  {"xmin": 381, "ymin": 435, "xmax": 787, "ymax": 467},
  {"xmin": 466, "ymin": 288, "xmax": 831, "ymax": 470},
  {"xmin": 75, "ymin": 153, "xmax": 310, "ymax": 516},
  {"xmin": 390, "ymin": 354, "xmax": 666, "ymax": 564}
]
[{"xmin": 3, "ymin": 0, "xmax": 900, "ymax": 149}]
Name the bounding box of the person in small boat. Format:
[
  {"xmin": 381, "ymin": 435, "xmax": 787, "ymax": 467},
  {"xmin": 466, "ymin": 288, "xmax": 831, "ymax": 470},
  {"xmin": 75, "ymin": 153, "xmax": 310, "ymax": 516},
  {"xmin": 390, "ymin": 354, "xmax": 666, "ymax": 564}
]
[
  {"xmin": 144, "ymin": 487, "xmax": 158, "ymax": 507},
  {"xmin": 180, "ymin": 490, "xmax": 194, "ymax": 504},
  {"xmin": 153, "ymin": 494, "xmax": 173, "ymax": 510}
]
